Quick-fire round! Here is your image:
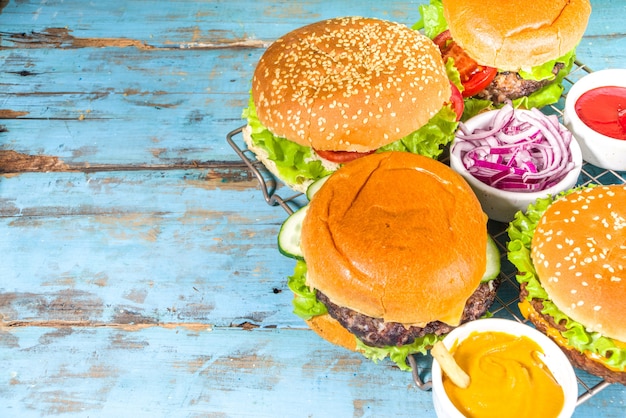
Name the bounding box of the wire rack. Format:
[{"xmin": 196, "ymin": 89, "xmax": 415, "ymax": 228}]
[{"xmin": 226, "ymin": 60, "xmax": 625, "ymax": 405}]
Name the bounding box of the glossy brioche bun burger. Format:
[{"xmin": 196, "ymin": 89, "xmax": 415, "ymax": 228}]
[
  {"xmin": 444, "ymin": 0, "xmax": 591, "ymax": 71},
  {"xmin": 417, "ymin": 0, "xmax": 591, "ymax": 116},
  {"xmin": 243, "ymin": 17, "xmax": 462, "ymax": 193},
  {"xmin": 508, "ymin": 185, "xmax": 626, "ymax": 384},
  {"xmin": 289, "ymin": 151, "xmax": 500, "ymax": 370}
]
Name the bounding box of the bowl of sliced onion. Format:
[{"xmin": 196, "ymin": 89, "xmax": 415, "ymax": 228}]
[{"xmin": 450, "ymin": 104, "xmax": 582, "ymax": 223}]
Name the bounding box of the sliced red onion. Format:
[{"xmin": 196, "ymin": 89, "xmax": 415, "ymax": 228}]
[{"xmin": 452, "ymin": 103, "xmax": 574, "ymax": 192}]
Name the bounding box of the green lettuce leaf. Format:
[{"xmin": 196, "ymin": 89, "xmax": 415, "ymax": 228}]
[
  {"xmin": 507, "ymin": 188, "xmax": 626, "ymax": 371},
  {"xmin": 413, "ymin": 0, "xmax": 447, "ymax": 39},
  {"xmin": 243, "ymin": 93, "xmax": 458, "ymax": 186},
  {"xmin": 461, "ymin": 98, "xmax": 493, "ymax": 121},
  {"xmin": 444, "ymin": 57, "xmax": 463, "ymax": 94},
  {"xmin": 512, "ymin": 48, "xmax": 576, "ymax": 109},
  {"xmin": 287, "ymin": 260, "xmax": 327, "ymax": 320},
  {"xmin": 519, "ymin": 49, "xmax": 576, "ymax": 82},
  {"xmin": 242, "ymin": 96, "xmax": 332, "ymax": 189},
  {"xmin": 357, "ymin": 334, "xmax": 441, "ymax": 372},
  {"xmin": 377, "ymin": 106, "xmax": 458, "ymax": 157}
]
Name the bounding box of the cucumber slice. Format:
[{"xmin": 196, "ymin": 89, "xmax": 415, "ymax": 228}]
[
  {"xmin": 306, "ymin": 175, "xmax": 330, "ymax": 201},
  {"xmin": 277, "ymin": 205, "xmax": 309, "ymax": 259},
  {"xmin": 481, "ymin": 235, "xmax": 501, "ymax": 282}
]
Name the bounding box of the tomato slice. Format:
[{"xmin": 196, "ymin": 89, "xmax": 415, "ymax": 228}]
[
  {"xmin": 314, "ymin": 149, "xmax": 375, "ymax": 163},
  {"xmin": 433, "ymin": 30, "xmax": 497, "ymax": 98},
  {"xmin": 462, "ymin": 66, "xmax": 498, "ymax": 97},
  {"xmin": 448, "ymin": 81, "xmax": 464, "ymax": 121}
]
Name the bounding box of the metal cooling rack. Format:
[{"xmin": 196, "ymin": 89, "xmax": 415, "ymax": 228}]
[{"xmin": 226, "ymin": 60, "xmax": 626, "ymax": 404}]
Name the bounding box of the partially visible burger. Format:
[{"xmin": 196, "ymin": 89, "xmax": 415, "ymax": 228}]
[
  {"xmin": 281, "ymin": 151, "xmax": 501, "ymax": 370},
  {"xmin": 416, "ymin": 0, "xmax": 591, "ymax": 118},
  {"xmin": 508, "ymin": 185, "xmax": 626, "ymax": 384},
  {"xmin": 243, "ymin": 16, "xmax": 464, "ymax": 193}
]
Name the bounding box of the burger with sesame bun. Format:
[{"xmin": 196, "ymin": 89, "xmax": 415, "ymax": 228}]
[
  {"xmin": 415, "ymin": 0, "xmax": 591, "ymax": 119},
  {"xmin": 508, "ymin": 185, "xmax": 626, "ymax": 384},
  {"xmin": 280, "ymin": 152, "xmax": 501, "ymax": 370},
  {"xmin": 242, "ymin": 16, "xmax": 464, "ymax": 193}
]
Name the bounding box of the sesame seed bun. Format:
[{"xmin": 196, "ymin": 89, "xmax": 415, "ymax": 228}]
[
  {"xmin": 251, "ymin": 17, "xmax": 451, "ymax": 152},
  {"xmin": 442, "ymin": 0, "xmax": 591, "ymax": 71},
  {"xmin": 531, "ymin": 185, "xmax": 626, "ymax": 342},
  {"xmin": 300, "ymin": 151, "xmax": 488, "ymax": 326}
]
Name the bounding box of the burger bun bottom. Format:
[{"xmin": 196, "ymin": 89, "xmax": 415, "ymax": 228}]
[{"xmin": 305, "ymin": 312, "xmax": 358, "ymax": 352}]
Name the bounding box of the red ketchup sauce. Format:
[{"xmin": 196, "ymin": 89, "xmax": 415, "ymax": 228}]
[{"xmin": 574, "ymin": 86, "xmax": 626, "ymax": 140}]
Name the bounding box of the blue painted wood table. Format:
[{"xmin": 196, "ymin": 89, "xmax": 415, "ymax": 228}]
[{"xmin": 1, "ymin": 1, "xmax": 625, "ymax": 416}]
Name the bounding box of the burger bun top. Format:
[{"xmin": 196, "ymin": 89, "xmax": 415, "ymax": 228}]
[{"xmin": 300, "ymin": 151, "xmax": 488, "ymax": 326}]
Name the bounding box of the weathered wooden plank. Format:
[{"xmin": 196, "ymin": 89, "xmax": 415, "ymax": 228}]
[
  {"xmin": 1, "ymin": 326, "xmax": 439, "ymax": 417},
  {"xmin": 0, "ymin": 0, "xmax": 419, "ymax": 48},
  {"xmin": 0, "ymin": 47, "xmax": 259, "ymax": 95},
  {"xmin": 0, "ymin": 169, "xmax": 305, "ymax": 328},
  {"xmin": 0, "ymin": 47, "xmax": 255, "ymax": 165},
  {"xmin": 0, "ymin": 118, "xmax": 248, "ymax": 167}
]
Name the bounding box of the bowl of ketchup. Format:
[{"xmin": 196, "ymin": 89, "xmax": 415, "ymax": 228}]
[
  {"xmin": 564, "ymin": 68, "xmax": 626, "ymax": 171},
  {"xmin": 431, "ymin": 318, "xmax": 578, "ymax": 418}
]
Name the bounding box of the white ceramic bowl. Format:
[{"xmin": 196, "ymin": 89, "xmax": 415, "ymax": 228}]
[
  {"xmin": 450, "ymin": 109, "xmax": 583, "ymax": 223},
  {"xmin": 564, "ymin": 68, "xmax": 626, "ymax": 171},
  {"xmin": 431, "ymin": 318, "xmax": 578, "ymax": 418}
]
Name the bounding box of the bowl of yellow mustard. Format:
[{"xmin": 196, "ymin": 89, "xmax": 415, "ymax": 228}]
[{"xmin": 431, "ymin": 318, "xmax": 578, "ymax": 418}]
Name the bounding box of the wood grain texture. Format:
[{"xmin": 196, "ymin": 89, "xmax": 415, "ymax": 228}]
[
  {"xmin": 0, "ymin": 326, "xmax": 439, "ymax": 418},
  {"xmin": 1, "ymin": 0, "xmax": 625, "ymax": 416}
]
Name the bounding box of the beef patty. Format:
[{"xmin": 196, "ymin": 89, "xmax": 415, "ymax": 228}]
[
  {"xmin": 476, "ymin": 63, "xmax": 565, "ymax": 104},
  {"xmin": 316, "ymin": 279, "xmax": 499, "ymax": 348}
]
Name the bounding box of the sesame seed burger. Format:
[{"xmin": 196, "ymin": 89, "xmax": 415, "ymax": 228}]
[
  {"xmin": 242, "ymin": 16, "xmax": 464, "ymax": 193},
  {"xmin": 283, "ymin": 151, "xmax": 501, "ymax": 370},
  {"xmin": 508, "ymin": 185, "xmax": 626, "ymax": 384},
  {"xmin": 416, "ymin": 0, "xmax": 591, "ymax": 119}
]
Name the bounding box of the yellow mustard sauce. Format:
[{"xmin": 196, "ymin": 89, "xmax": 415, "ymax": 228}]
[{"xmin": 443, "ymin": 331, "xmax": 565, "ymax": 418}]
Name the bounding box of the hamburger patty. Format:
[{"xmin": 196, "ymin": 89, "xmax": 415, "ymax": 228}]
[
  {"xmin": 476, "ymin": 63, "xmax": 565, "ymax": 104},
  {"xmin": 520, "ymin": 283, "xmax": 626, "ymax": 385},
  {"xmin": 316, "ymin": 280, "xmax": 499, "ymax": 348}
]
